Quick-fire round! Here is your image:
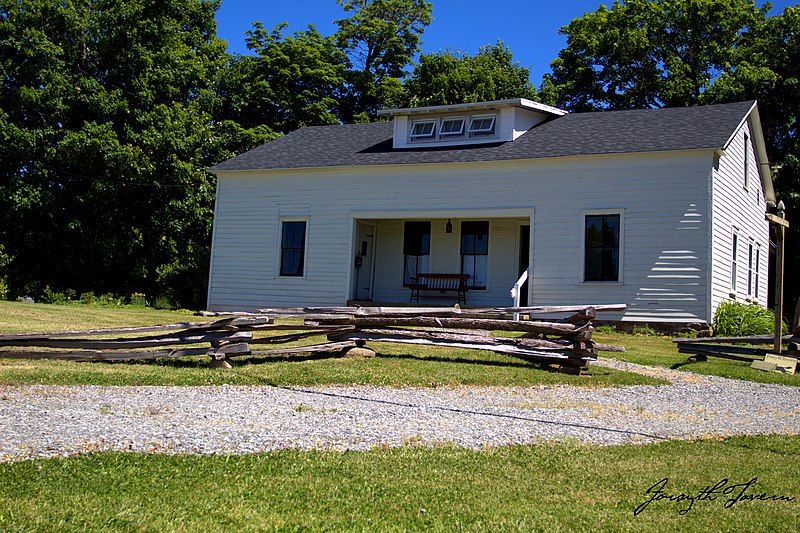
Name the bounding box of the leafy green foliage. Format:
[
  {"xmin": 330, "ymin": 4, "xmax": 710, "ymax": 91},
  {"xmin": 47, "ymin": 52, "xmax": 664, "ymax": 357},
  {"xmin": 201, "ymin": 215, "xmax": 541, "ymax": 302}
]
[
  {"xmin": 713, "ymin": 299, "xmax": 786, "ymax": 336},
  {"xmin": 401, "ymin": 42, "xmax": 542, "ymax": 107},
  {"xmin": 335, "ymin": 0, "xmax": 432, "ymax": 120},
  {"xmin": 631, "ymin": 324, "xmax": 659, "ymax": 336},
  {"xmin": 0, "ymin": 0, "xmax": 238, "ymax": 308},
  {"xmin": 547, "ymin": 0, "xmax": 769, "ymax": 111},
  {"xmin": 238, "ymin": 22, "xmax": 346, "ymax": 133}
]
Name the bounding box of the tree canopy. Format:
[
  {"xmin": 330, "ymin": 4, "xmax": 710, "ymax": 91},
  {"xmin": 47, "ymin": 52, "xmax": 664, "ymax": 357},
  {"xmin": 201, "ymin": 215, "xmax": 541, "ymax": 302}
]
[
  {"xmin": 239, "ymin": 22, "xmax": 346, "ymax": 133},
  {"xmin": 546, "ymin": 0, "xmax": 770, "ymax": 111},
  {"xmin": 0, "ymin": 0, "xmax": 233, "ymax": 307},
  {"xmin": 335, "ymin": 0, "xmax": 432, "ymax": 120},
  {"xmin": 400, "ymin": 43, "xmax": 541, "ymax": 107}
]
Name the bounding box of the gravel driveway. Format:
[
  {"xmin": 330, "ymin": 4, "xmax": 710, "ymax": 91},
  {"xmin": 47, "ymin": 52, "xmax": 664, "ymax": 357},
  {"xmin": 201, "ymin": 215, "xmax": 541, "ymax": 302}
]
[{"xmin": 1, "ymin": 359, "xmax": 798, "ymax": 462}]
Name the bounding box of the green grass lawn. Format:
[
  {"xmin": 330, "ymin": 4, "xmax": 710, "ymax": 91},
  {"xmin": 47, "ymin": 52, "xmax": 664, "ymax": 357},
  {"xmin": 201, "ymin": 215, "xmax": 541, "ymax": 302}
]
[
  {"xmin": 1, "ymin": 436, "xmax": 797, "ymax": 531},
  {"xmin": 0, "ymin": 300, "xmax": 195, "ymax": 333}
]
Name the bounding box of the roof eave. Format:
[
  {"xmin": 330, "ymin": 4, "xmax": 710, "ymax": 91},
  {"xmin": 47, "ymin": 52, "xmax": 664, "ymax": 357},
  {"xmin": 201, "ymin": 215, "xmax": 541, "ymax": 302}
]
[
  {"xmin": 378, "ymin": 98, "xmax": 568, "ymax": 118},
  {"xmin": 207, "ymin": 147, "xmax": 722, "ymax": 174}
]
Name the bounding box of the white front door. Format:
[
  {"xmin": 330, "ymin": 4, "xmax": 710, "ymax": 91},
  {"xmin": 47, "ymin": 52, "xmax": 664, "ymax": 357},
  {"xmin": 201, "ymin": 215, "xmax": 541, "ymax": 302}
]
[{"xmin": 352, "ymin": 222, "xmax": 375, "ymax": 301}]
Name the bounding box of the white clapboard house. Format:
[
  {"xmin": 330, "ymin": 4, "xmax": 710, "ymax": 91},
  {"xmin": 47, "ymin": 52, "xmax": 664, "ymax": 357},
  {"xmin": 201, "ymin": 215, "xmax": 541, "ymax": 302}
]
[{"xmin": 207, "ymin": 99, "xmax": 775, "ymax": 325}]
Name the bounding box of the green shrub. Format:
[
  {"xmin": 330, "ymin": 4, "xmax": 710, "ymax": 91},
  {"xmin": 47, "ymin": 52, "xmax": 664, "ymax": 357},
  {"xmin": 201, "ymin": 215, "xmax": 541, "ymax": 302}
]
[
  {"xmin": 631, "ymin": 324, "xmax": 658, "ymax": 336},
  {"xmin": 153, "ymin": 294, "xmax": 176, "ymax": 310},
  {"xmin": 128, "ymin": 292, "xmax": 147, "ymax": 307},
  {"xmin": 41, "ymin": 286, "xmax": 67, "ymax": 305},
  {"xmin": 594, "ymin": 324, "xmax": 617, "ymax": 334},
  {"xmin": 0, "ymin": 244, "xmax": 10, "ymax": 301},
  {"xmin": 79, "ymin": 291, "xmax": 94, "ymax": 305},
  {"xmin": 713, "ymin": 300, "xmax": 787, "ymax": 336},
  {"xmin": 96, "ymin": 293, "xmax": 124, "ymax": 306}
]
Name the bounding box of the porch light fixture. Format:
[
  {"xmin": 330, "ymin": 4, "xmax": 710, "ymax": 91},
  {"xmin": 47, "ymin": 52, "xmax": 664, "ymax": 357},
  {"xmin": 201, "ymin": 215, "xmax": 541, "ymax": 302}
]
[{"xmin": 446, "ymin": 219, "xmax": 453, "ymax": 234}]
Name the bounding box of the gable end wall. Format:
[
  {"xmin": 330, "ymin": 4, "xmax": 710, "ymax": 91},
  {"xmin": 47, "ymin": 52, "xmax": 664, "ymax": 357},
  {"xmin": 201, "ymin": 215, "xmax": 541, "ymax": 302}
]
[{"xmin": 710, "ymin": 119, "xmax": 770, "ymax": 318}]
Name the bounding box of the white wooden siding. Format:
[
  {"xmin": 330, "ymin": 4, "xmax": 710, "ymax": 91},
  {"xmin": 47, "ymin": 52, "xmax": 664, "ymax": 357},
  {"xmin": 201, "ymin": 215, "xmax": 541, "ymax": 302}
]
[
  {"xmin": 210, "ymin": 152, "xmax": 720, "ymax": 322},
  {"xmin": 710, "ymin": 119, "xmax": 771, "ymax": 318}
]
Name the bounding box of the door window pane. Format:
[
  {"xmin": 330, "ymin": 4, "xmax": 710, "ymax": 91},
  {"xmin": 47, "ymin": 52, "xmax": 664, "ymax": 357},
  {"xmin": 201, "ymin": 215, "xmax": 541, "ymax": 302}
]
[
  {"xmin": 461, "ymin": 221, "xmax": 489, "ymax": 288},
  {"xmin": 404, "ymin": 221, "xmax": 431, "ymax": 285}
]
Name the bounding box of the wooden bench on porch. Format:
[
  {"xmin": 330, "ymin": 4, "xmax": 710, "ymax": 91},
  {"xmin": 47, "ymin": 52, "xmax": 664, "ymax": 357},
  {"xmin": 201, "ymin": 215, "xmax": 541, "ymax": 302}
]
[{"xmin": 409, "ymin": 273, "xmax": 469, "ymax": 305}]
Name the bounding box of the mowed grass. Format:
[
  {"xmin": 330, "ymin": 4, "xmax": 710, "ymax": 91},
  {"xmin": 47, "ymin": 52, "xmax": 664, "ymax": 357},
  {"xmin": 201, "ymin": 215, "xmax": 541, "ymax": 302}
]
[
  {"xmin": 1, "ymin": 436, "xmax": 798, "ymax": 531},
  {"xmin": 0, "ymin": 300, "xmax": 195, "ymax": 333},
  {"xmin": 0, "ymin": 301, "xmax": 662, "ymax": 387}
]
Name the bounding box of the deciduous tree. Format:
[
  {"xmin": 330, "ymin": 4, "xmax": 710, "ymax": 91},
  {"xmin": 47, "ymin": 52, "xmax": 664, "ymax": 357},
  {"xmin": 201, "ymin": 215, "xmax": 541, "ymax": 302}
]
[
  {"xmin": 546, "ymin": 0, "xmax": 768, "ymax": 110},
  {"xmin": 0, "ymin": 0, "xmax": 232, "ymax": 308},
  {"xmin": 335, "ymin": 0, "xmax": 432, "ymax": 120},
  {"xmin": 401, "ymin": 42, "xmax": 541, "ymax": 107}
]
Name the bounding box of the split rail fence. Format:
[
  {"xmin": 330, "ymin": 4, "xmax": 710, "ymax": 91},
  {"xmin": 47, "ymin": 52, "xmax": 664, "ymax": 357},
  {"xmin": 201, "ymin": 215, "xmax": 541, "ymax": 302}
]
[
  {"xmin": 674, "ymin": 324, "xmax": 800, "ymax": 368},
  {"xmin": 0, "ymin": 305, "xmax": 626, "ymax": 372}
]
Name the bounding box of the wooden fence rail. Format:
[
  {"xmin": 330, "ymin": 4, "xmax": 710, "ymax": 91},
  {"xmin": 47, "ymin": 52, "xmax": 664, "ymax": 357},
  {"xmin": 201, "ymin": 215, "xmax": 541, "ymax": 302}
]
[{"xmin": 0, "ymin": 305, "xmax": 626, "ymax": 372}]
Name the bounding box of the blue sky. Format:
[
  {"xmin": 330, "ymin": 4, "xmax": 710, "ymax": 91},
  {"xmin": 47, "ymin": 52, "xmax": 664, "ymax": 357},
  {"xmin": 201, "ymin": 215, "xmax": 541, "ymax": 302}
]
[{"xmin": 215, "ymin": 0, "xmax": 794, "ymax": 84}]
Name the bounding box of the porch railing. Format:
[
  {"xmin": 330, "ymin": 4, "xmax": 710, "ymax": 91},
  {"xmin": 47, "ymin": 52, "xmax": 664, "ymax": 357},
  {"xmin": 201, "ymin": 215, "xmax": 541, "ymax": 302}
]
[{"xmin": 509, "ymin": 269, "xmax": 528, "ymax": 321}]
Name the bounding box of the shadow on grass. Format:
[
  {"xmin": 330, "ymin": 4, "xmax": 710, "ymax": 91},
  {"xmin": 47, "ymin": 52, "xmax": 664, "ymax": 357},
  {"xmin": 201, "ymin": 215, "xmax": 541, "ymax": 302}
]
[
  {"xmin": 373, "ymin": 352, "xmax": 544, "ymax": 370},
  {"xmin": 669, "ymin": 359, "xmax": 696, "ymax": 371},
  {"xmin": 196, "ymin": 350, "xmax": 547, "ymax": 371},
  {"xmin": 718, "ymin": 436, "xmax": 800, "ymax": 458}
]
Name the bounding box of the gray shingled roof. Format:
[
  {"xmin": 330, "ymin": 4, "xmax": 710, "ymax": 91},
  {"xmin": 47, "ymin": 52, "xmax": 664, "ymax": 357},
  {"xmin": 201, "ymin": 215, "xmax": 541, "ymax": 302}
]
[{"xmin": 209, "ymin": 101, "xmax": 756, "ymax": 172}]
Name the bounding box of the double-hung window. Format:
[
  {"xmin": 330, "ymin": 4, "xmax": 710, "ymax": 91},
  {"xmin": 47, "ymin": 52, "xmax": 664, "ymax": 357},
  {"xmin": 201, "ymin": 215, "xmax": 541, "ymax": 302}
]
[
  {"xmin": 731, "ymin": 231, "xmax": 738, "ymax": 293},
  {"xmin": 754, "ymin": 245, "xmax": 760, "ymax": 299},
  {"xmin": 744, "ymin": 133, "xmax": 750, "ymax": 191},
  {"xmin": 403, "ymin": 221, "xmax": 430, "ymax": 285},
  {"xmin": 280, "ymin": 221, "xmax": 306, "ymax": 276},
  {"xmin": 583, "ymin": 213, "xmax": 621, "ymax": 282},
  {"xmin": 747, "ymin": 240, "xmax": 754, "ymax": 297},
  {"xmin": 461, "ymin": 221, "xmax": 489, "ymax": 289}
]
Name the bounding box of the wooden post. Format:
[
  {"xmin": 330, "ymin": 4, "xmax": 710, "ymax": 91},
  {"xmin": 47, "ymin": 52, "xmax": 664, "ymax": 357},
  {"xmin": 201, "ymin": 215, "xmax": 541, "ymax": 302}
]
[{"xmin": 766, "ymin": 201, "xmax": 789, "ymax": 353}]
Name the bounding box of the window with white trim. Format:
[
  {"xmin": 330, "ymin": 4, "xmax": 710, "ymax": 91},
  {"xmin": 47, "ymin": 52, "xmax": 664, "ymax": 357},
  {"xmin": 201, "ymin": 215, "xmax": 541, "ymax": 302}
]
[
  {"xmin": 403, "ymin": 221, "xmax": 430, "ymax": 285},
  {"xmin": 410, "ymin": 120, "xmax": 436, "ymax": 140},
  {"xmin": 731, "ymin": 231, "xmax": 738, "ymax": 293},
  {"xmin": 583, "ymin": 213, "xmax": 621, "ymax": 282},
  {"xmin": 754, "ymin": 245, "xmax": 760, "ymax": 299},
  {"xmin": 468, "ymin": 115, "xmax": 496, "ymax": 137},
  {"xmin": 280, "ymin": 220, "xmax": 306, "ymax": 276},
  {"xmin": 460, "ymin": 221, "xmax": 489, "ymax": 289},
  {"xmin": 744, "ymin": 132, "xmax": 750, "ymax": 191},
  {"xmin": 439, "ymin": 117, "xmax": 465, "ymax": 138},
  {"xmin": 747, "ymin": 240, "xmax": 754, "ymax": 297}
]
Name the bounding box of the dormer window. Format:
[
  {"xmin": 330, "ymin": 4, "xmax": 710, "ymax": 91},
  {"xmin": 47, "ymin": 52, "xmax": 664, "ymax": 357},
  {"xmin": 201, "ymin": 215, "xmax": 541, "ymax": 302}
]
[
  {"xmin": 468, "ymin": 115, "xmax": 496, "ymax": 137},
  {"xmin": 410, "ymin": 120, "xmax": 436, "ymax": 140},
  {"xmin": 439, "ymin": 118, "xmax": 465, "ymax": 138},
  {"xmin": 380, "ymin": 98, "xmax": 568, "ymax": 149}
]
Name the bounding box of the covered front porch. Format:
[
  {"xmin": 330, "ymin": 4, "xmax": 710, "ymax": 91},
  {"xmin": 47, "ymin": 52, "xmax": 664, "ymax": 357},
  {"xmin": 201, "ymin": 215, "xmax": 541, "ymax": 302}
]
[{"xmin": 349, "ymin": 214, "xmax": 532, "ymax": 307}]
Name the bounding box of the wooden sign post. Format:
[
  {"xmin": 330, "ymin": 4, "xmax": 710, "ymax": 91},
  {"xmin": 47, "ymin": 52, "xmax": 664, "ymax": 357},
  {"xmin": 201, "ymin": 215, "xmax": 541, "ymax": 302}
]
[{"xmin": 766, "ymin": 201, "xmax": 789, "ymax": 353}]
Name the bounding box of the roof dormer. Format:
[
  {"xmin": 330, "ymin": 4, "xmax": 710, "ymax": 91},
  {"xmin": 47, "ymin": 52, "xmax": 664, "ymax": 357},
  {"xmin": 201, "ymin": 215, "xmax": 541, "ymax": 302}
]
[{"xmin": 377, "ymin": 98, "xmax": 568, "ymax": 149}]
